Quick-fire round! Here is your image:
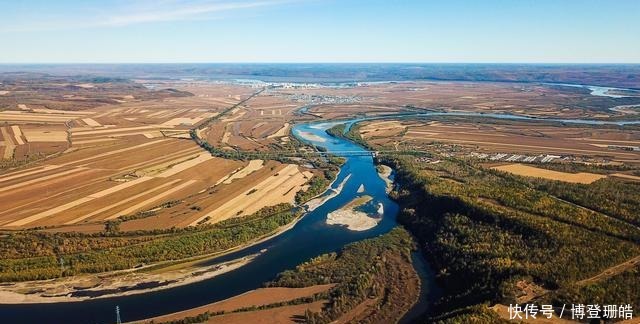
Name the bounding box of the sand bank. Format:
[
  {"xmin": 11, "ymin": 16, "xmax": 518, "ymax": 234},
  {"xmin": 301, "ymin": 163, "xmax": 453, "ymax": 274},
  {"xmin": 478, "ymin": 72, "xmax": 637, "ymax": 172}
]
[{"xmin": 326, "ymin": 195, "xmax": 380, "ymax": 231}]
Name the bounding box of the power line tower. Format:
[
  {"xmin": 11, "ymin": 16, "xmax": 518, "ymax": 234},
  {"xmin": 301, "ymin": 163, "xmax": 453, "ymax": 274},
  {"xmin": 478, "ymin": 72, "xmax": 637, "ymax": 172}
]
[{"xmin": 115, "ymin": 305, "xmax": 121, "ymax": 324}]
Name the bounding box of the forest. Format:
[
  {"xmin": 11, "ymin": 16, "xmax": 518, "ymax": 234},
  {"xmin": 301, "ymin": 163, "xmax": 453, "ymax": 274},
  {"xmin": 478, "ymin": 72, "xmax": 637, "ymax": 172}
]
[
  {"xmin": 378, "ymin": 155, "xmax": 640, "ymax": 322},
  {"xmin": 0, "ymin": 203, "xmax": 300, "ymax": 281}
]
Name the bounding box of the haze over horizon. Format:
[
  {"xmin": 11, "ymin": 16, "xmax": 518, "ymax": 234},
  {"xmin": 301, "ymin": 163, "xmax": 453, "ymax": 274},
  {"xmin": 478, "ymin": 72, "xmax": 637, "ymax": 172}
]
[{"xmin": 1, "ymin": 0, "xmax": 640, "ymax": 64}]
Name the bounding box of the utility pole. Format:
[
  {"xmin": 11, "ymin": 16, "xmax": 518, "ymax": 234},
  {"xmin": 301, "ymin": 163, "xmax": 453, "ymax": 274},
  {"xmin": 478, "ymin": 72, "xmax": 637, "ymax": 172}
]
[{"xmin": 115, "ymin": 306, "xmax": 121, "ymax": 324}]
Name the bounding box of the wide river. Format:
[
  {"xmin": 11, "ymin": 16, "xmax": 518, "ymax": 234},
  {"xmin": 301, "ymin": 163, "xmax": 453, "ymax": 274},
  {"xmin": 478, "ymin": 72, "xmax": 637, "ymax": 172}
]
[
  {"xmin": 1, "ymin": 111, "xmax": 638, "ymax": 323},
  {"xmin": 0, "ymin": 120, "xmax": 402, "ymax": 323}
]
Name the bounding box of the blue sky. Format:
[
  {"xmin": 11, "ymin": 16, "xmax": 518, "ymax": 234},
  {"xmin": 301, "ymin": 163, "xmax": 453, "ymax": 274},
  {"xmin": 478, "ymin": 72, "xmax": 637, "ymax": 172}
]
[{"xmin": 1, "ymin": 0, "xmax": 639, "ymax": 63}]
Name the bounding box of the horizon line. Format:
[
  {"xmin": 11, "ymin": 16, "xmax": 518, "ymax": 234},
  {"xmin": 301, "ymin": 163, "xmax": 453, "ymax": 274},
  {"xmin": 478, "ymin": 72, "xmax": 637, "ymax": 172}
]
[{"xmin": 1, "ymin": 62, "xmax": 640, "ymax": 65}]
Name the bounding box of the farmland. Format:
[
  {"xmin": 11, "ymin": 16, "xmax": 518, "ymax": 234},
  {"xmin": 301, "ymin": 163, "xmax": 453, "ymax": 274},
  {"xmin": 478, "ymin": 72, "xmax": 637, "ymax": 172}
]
[
  {"xmin": 491, "ymin": 163, "xmax": 607, "ymax": 184},
  {"xmin": 0, "ymin": 74, "xmax": 343, "ymax": 301},
  {"xmin": 2, "ymin": 71, "xmax": 640, "ymax": 323},
  {"xmin": 0, "ymin": 77, "xmax": 322, "ymax": 233},
  {"xmin": 358, "ymin": 117, "xmax": 640, "ymax": 166}
]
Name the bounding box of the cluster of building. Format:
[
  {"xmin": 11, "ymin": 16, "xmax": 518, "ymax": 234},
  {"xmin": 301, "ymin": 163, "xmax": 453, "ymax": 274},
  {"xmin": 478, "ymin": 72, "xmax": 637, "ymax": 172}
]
[
  {"xmin": 414, "ymin": 156, "xmax": 441, "ymax": 164},
  {"xmin": 283, "ymin": 93, "xmax": 362, "ymax": 105},
  {"xmin": 607, "ymin": 145, "xmax": 640, "ymax": 151},
  {"xmin": 469, "ymin": 152, "xmax": 562, "ymax": 163}
]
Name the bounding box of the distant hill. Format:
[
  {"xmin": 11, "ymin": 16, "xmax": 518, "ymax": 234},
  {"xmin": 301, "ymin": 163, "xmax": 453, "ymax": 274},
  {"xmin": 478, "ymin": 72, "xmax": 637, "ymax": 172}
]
[{"xmin": 1, "ymin": 63, "xmax": 639, "ymax": 89}]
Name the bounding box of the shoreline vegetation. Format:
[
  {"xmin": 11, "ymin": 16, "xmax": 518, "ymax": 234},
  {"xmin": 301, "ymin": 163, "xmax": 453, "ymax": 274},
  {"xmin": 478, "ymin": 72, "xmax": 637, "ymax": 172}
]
[
  {"xmin": 0, "ymin": 164, "xmax": 341, "ymax": 303},
  {"xmin": 376, "ymin": 164, "xmax": 394, "ymax": 192},
  {"xmin": 0, "ymin": 207, "xmax": 302, "ymax": 303},
  {"xmin": 0, "ymin": 124, "xmax": 345, "ymax": 303},
  {"xmin": 144, "ymin": 227, "xmax": 421, "ymax": 324},
  {"xmin": 0, "ymin": 173, "xmax": 338, "ymax": 304},
  {"xmin": 378, "ymin": 153, "xmax": 640, "ymax": 322}
]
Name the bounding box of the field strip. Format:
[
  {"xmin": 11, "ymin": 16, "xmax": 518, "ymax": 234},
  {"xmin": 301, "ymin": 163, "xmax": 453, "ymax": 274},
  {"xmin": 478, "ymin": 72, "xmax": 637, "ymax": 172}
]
[
  {"xmin": 118, "ymin": 146, "xmax": 202, "ymax": 171},
  {"xmin": 221, "ymin": 110, "xmax": 246, "ymax": 122},
  {"xmin": 0, "ymin": 167, "xmax": 88, "ymax": 194},
  {"xmin": 82, "ymin": 118, "xmax": 102, "ymax": 127},
  {"xmin": 10, "ymin": 126, "xmax": 25, "ymax": 145},
  {"xmin": 23, "ymin": 130, "xmax": 68, "ymax": 142},
  {"xmin": 105, "ymin": 180, "xmax": 198, "ymax": 220},
  {"xmin": 253, "ymin": 105, "xmax": 296, "ymax": 110},
  {"xmin": 4, "ymin": 176, "xmax": 154, "ymax": 226},
  {"xmin": 405, "ymin": 131, "xmax": 441, "ymax": 136},
  {"xmin": 402, "ymin": 136, "xmax": 640, "ymax": 157},
  {"xmin": 72, "ymin": 125, "xmax": 168, "ymax": 136},
  {"xmin": 414, "ymin": 124, "xmax": 481, "ymax": 130},
  {"xmin": 72, "ymin": 138, "xmax": 119, "ymax": 145},
  {"xmin": 267, "ymin": 123, "xmax": 290, "ymax": 138},
  {"xmin": 93, "ymin": 108, "xmax": 121, "ymax": 118},
  {"xmin": 492, "ymin": 164, "xmax": 607, "ymax": 184},
  {"xmin": 159, "ymin": 108, "xmax": 189, "ymax": 119},
  {"xmin": 144, "ymin": 284, "xmax": 332, "ymax": 323},
  {"xmin": 32, "ymin": 108, "xmax": 92, "ymax": 115},
  {"xmin": 221, "ymin": 124, "xmax": 231, "ymax": 144},
  {"xmin": 0, "ymin": 146, "xmax": 11, "ymax": 160},
  {"xmin": 65, "ymin": 179, "xmax": 182, "ymax": 224},
  {"xmin": 407, "ymin": 130, "xmax": 508, "ymax": 137},
  {"xmin": 0, "ymin": 170, "xmax": 125, "ymax": 218},
  {"xmin": 156, "ymin": 153, "xmax": 214, "ymax": 178},
  {"xmin": 567, "ymin": 138, "xmax": 640, "ymax": 145},
  {"xmin": 251, "ymin": 122, "xmax": 266, "ymax": 130},
  {"xmin": 362, "ymin": 125, "xmax": 406, "ymax": 132},
  {"xmin": 88, "ymin": 176, "xmax": 154, "ymax": 198},
  {"xmin": 60, "ymin": 139, "xmax": 169, "ymax": 167},
  {"xmin": 141, "ymin": 154, "xmax": 201, "ymax": 176},
  {"xmin": 0, "ymin": 112, "xmax": 75, "ymax": 122},
  {"xmin": 191, "ymin": 165, "xmax": 305, "ymax": 226},
  {"xmin": 1, "ymin": 127, "xmax": 14, "ymax": 146},
  {"xmin": 205, "ymin": 98, "xmax": 239, "ymax": 105},
  {"xmin": 363, "ymin": 120, "xmax": 405, "ymax": 128},
  {"xmin": 0, "ymin": 165, "xmax": 62, "ymax": 183},
  {"xmin": 147, "ymin": 110, "xmax": 169, "ymax": 118},
  {"xmin": 161, "ymin": 117, "xmax": 203, "ymax": 126},
  {"xmin": 218, "ymin": 160, "xmax": 264, "ymax": 185},
  {"xmin": 5, "ymin": 197, "xmax": 94, "ymax": 227},
  {"xmin": 77, "ymin": 130, "xmax": 172, "ymax": 138},
  {"xmin": 611, "ymin": 173, "xmax": 640, "ymax": 181},
  {"xmin": 0, "ymin": 127, "xmax": 15, "ymax": 159}
]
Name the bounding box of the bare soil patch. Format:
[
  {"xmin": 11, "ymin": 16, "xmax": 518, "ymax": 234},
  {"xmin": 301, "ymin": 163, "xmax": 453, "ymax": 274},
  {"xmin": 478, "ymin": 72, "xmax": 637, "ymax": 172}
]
[{"xmin": 492, "ymin": 163, "xmax": 607, "ymax": 184}]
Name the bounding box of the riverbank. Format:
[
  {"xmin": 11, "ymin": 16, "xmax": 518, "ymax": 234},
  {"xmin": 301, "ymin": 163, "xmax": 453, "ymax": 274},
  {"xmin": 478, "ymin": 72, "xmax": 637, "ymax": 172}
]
[
  {"xmin": 0, "ymin": 254, "xmax": 257, "ymax": 304},
  {"xmin": 134, "ymin": 284, "xmax": 335, "ymax": 323},
  {"xmin": 0, "ymin": 206, "xmax": 312, "ymax": 304},
  {"xmin": 0, "ymin": 116, "xmax": 403, "ymax": 323},
  {"xmin": 377, "ymin": 164, "xmax": 394, "ymax": 192},
  {"xmin": 304, "ymin": 173, "xmax": 351, "ymax": 212},
  {"xmin": 0, "ymin": 164, "xmax": 344, "ymax": 304}
]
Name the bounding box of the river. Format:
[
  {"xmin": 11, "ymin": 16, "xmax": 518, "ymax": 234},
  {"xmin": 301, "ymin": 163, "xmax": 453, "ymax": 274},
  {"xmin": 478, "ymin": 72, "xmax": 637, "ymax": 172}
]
[
  {"xmin": 0, "ymin": 120, "xmax": 403, "ymax": 323},
  {"xmin": 2, "ymin": 111, "xmax": 639, "ymax": 323}
]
